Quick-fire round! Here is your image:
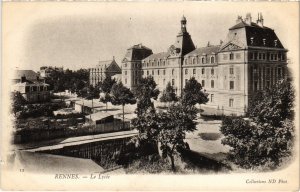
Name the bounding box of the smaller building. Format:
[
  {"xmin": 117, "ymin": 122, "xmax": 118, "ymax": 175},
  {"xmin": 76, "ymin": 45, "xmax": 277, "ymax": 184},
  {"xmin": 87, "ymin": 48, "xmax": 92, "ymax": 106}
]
[
  {"xmin": 12, "ymin": 70, "xmax": 50, "ymax": 103},
  {"xmin": 90, "ymin": 57, "xmax": 122, "ymax": 86},
  {"xmin": 39, "ymin": 66, "xmax": 64, "ymax": 78},
  {"xmin": 85, "ymin": 112, "xmax": 129, "ymax": 133},
  {"xmin": 74, "ymin": 99, "xmax": 103, "ymax": 114}
]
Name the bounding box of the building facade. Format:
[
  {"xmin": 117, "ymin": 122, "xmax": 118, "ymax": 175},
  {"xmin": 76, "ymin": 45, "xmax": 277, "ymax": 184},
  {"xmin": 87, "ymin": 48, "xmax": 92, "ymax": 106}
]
[
  {"xmin": 12, "ymin": 70, "xmax": 51, "ymax": 103},
  {"xmin": 89, "ymin": 57, "xmax": 122, "ymax": 86},
  {"xmin": 122, "ymin": 13, "xmax": 288, "ymax": 115}
]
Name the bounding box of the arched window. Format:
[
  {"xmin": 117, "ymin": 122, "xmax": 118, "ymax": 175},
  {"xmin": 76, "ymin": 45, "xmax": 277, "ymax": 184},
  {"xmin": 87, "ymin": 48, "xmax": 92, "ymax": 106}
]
[
  {"xmin": 202, "ymin": 57, "xmax": 205, "ymax": 64},
  {"xmin": 211, "ymin": 56, "xmax": 215, "ymax": 63},
  {"xmin": 157, "ymin": 60, "xmax": 160, "ymax": 66},
  {"xmin": 202, "ymin": 68, "xmax": 205, "ymax": 75},
  {"xmin": 193, "ymin": 58, "xmax": 196, "ymax": 64},
  {"xmin": 172, "ymin": 69, "xmax": 175, "ymax": 75}
]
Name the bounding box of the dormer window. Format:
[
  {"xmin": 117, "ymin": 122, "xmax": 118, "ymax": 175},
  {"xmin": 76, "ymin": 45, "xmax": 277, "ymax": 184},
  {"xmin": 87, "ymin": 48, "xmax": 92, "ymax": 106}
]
[
  {"xmin": 274, "ymin": 40, "xmax": 278, "ymax": 47},
  {"xmin": 263, "ymin": 38, "xmax": 266, "ymax": 46},
  {"xmin": 192, "ymin": 58, "xmax": 196, "ymax": 64},
  {"xmin": 250, "ymin": 37, "xmax": 254, "ymax": 45}
]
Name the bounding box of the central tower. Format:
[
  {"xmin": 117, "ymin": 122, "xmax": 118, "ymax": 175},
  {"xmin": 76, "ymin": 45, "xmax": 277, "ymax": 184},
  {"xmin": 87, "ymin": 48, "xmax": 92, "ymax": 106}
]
[{"xmin": 167, "ymin": 16, "xmax": 196, "ymax": 95}]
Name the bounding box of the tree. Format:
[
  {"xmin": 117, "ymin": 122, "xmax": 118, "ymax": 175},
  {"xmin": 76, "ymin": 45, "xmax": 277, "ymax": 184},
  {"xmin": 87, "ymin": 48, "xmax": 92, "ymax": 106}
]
[
  {"xmin": 220, "ymin": 79, "xmax": 295, "ymax": 170},
  {"xmin": 220, "ymin": 116, "xmax": 294, "ymax": 169},
  {"xmin": 85, "ymin": 85, "xmax": 100, "ymax": 118},
  {"xmin": 11, "ymin": 91, "xmax": 27, "ymax": 116},
  {"xmin": 157, "ymin": 103, "xmax": 197, "ymax": 171},
  {"xmin": 133, "ymin": 76, "xmax": 160, "ymax": 117},
  {"xmin": 110, "ymin": 82, "xmax": 136, "ymax": 128},
  {"xmin": 99, "ymin": 76, "xmax": 116, "ymax": 111},
  {"xmin": 247, "ymin": 79, "xmax": 295, "ymax": 127},
  {"xmin": 181, "ymin": 77, "xmax": 208, "ymax": 107},
  {"xmin": 159, "ymin": 82, "xmax": 177, "ymax": 106}
]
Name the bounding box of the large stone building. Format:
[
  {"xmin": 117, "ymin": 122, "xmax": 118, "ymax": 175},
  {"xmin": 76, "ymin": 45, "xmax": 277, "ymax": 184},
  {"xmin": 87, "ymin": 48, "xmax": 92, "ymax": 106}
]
[
  {"xmin": 121, "ymin": 13, "xmax": 288, "ymax": 115},
  {"xmin": 90, "ymin": 57, "xmax": 122, "ymax": 86}
]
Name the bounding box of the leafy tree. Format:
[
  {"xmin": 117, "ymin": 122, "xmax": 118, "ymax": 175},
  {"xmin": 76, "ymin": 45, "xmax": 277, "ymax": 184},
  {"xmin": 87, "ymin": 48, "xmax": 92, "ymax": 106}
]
[
  {"xmin": 133, "ymin": 76, "xmax": 160, "ymax": 117},
  {"xmin": 247, "ymin": 79, "xmax": 295, "ymax": 127},
  {"xmin": 221, "ymin": 79, "xmax": 295, "ymax": 170},
  {"xmin": 157, "ymin": 103, "xmax": 197, "ymax": 171},
  {"xmin": 99, "ymin": 76, "xmax": 116, "ymax": 111},
  {"xmin": 159, "ymin": 82, "xmax": 178, "ymax": 105},
  {"xmin": 220, "ymin": 117, "xmax": 294, "ymax": 169},
  {"xmin": 110, "ymin": 82, "xmax": 136, "ymax": 128},
  {"xmin": 11, "ymin": 91, "xmax": 27, "ymax": 116},
  {"xmin": 181, "ymin": 77, "xmax": 208, "ymax": 107}
]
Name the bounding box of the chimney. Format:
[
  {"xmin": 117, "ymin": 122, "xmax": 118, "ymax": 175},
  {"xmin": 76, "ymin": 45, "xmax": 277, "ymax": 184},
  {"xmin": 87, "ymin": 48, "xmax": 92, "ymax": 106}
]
[
  {"xmin": 256, "ymin": 12, "xmax": 264, "ymax": 27},
  {"xmin": 207, "ymin": 41, "xmax": 210, "ymax": 47},
  {"xmin": 244, "ymin": 13, "xmax": 252, "ymax": 25},
  {"xmin": 21, "ymin": 75, "xmax": 26, "ymax": 83},
  {"xmin": 236, "ymin": 15, "xmax": 243, "ymax": 24}
]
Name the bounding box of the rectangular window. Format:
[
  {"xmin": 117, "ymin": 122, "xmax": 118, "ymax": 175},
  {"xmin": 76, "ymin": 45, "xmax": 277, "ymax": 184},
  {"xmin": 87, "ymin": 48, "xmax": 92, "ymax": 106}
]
[
  {"xmin": 125, "ymin": 78, "xmax": 127, "ymax": 84},
  {"xmin": 201, "ymin": 68, "xmax": 205, "ymax": 75},
  {"xmin": 193, "ymin": 69, "xmax": 196, "ymax": 75},
  {"xmin": 254, "ymin": 81, "xmax": 258, "ymax": 91},
  {"xmin": 278, "ymin": 67, "xmax": 282, "ymax": 78},
  {"xmin": 202, "ymin": 80, "xmax": 205, "ymax": 87},
  {"xmin": 147, "ymin": 71, "xmax": 149, "ymax": 75},
  {"xmin": 230, "ymin": 81, "xmax": 234, "ymax": 90},
  {"xmin": 266, "ymin": 80, "xmax": 270, "ymax": 88},
  {"xmin": 25, "ymin": 86, "xmax": 30, "ymax": 93},
  {"xmin": 158, "ymin": 70, "xmax": 160, "ymax": 75},
  {"xmin": 125, "ymin": 71, "xmax": 127, "ymax": 75},
  {"xmin": 211, "ymin": 80, "xmax": 214, "ymax": 88},
  {"xmin": 230, "ymin": 53, "xmax": 234, "ymax": 60},
  {"xmin": 172, "ymin": 79, "xmax": 175, "ymax": 86},
  {"xmin": 152, "ymin": 70, "xmax": 154, "ymax": 75},
  {"xmin": 229, "ymin": 99, "xmax": 234, "ymax": 107},
  {"xmin": 229, "ymin": 67, "xmax": 234, "ymax": 75},
  {"xmin": 163, "ymin": 70, "xmax": 165, "ymax": 75},
  {"xmin": 211, "ymin": 94, "xmax": 214, "ymax": 103}
]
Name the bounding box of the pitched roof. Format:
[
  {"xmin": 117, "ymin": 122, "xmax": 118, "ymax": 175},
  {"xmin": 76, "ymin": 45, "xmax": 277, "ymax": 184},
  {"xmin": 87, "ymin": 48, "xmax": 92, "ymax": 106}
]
[
  {"xmin": 128, "ymin": 43, "xmax": 152, "ymax": 51},
  {"xmin": 143, "ymin": 52, "xmax": 169, "ymax": 61},
  {"xmin": 96, "ymin": 60, "xmax": 114, "ymax": 69},
  {"xmin": 85, "ymin": 111, "xmax": 114, "ymax": 122},
  {"xmin": 245, "ymin": 26, "xmax": 284, "ymax": 48},
  {"xmin": 229, "ymin": 21, "xmax": 271, "ymax": 30},
  {"xmin": 13, "ymin": 70, "xmax": 41, "ymax": 80},
  {"xmin": 123, "ymin": 44, "xmax": 153, "ymax": 61},
  {"xmin": 185, "ymin": 45, "xmax": 221, "ymax": 57}
]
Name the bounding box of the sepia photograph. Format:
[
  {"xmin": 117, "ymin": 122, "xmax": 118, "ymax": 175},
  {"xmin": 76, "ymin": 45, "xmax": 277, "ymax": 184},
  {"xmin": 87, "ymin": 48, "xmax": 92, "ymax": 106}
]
[{"xmin": 1, "ymin": 2, "xmax": 299, "ymax": 191}]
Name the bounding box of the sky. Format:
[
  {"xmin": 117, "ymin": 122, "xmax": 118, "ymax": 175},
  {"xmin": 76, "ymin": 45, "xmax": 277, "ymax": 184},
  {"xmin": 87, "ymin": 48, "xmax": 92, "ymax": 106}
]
[{"xmin": 3, "ymin": 2, "xmax": 299, "ymax": 72}]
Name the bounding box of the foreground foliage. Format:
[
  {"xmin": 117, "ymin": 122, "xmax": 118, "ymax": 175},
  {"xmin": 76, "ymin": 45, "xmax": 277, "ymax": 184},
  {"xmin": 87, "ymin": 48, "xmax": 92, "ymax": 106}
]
[{"xmin": 220, "ymin": 80, "xmax": 295, "ymax": 170}]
